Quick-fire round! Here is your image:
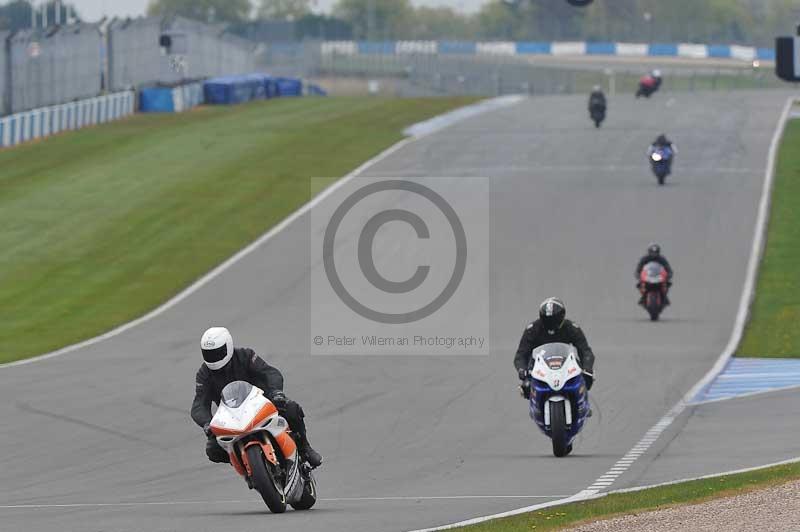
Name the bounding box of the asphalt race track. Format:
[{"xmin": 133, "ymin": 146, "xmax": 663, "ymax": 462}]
[{"xmin": 0, "ymin": 90, "xmax": 792, "ymax": 532}]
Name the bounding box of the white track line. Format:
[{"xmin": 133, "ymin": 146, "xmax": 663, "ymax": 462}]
[
  {"xmin": 1, "ymin": 96, "xmax": 523, "ymax": 370},
  {"xmin": 577, "ymin": 96, "xmax": 796, "ymax": 498},
  {"xmin": 408, "ymin": 97, "xmax": 796, "ymax": 532},
  {"xmin": 0, "ymin": 495, "xmax": 569, "ymax": 510}
]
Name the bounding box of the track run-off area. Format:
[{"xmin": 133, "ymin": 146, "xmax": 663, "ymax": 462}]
[{"xmin": 0, "ymin": 90, "xmax": 794, "ymax": 532}]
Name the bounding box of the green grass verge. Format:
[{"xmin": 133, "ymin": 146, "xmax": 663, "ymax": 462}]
[
  {"xmin": 738, "ymin": 118, "xmax": 800, "ymax": 358},
  {"xmin": 450, "ymin": 461, "xmax": 800, "ymax": 531},
  {"xmin": 0, "ymin": 96, "xmax": 477, "ymax": 363}
]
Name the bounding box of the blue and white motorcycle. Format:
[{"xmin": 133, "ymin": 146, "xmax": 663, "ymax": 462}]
[
  {"xmin": 649, "ymin": 145, "xmax": 674, "ymax": 185},
  {"xmin": 524, "ymin": 342, "xmax": 591, "ymax": 457}
]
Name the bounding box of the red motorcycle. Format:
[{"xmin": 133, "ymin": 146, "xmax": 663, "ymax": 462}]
[
  {"xmin": 636, "ymin": 74, "xmax": 662, "ymax": 98},
  {"xmin": 638, "ymin": 261, "xmax": 670, "ymax": 321}
]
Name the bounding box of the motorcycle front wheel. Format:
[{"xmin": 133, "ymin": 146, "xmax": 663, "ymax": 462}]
[
  {"xmin": 646, "ymin": 293, "xmax": 662, "ymax": 321},
  {"xmin": 550, "ymin": 402, "xmax": 570, "ymax": 457},
  {"xmin": 246, "ymin": 445, "xmax": 287, "ymax": 513}
]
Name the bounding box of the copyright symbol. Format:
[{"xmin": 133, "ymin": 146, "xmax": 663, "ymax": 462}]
[
  {"xmin": 313, "ymin": 336, "xmax": 324, "ymax": 346},
  {"xmin": 323, "ymin": 180, "xmax": 467, "ymax": 324}
]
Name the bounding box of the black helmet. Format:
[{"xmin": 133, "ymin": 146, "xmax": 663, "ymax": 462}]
[
  {"xmin": 655, "ymin": 134, "xmax": 668, "ymax": 145},
  {"xmin": 647, "ymin": 243, "xmax": 661, "ymax": 257},
  {"xmin": 539, "ymin": 297, "xmax": 566, "ymax": 335}
]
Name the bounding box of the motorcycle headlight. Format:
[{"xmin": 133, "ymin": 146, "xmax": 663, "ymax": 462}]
[{"xmin": 651, "ymin": 153, "xmax": 662, "ymax": 162}]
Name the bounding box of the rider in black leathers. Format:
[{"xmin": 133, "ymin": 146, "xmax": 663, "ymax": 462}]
[
  {"xmin": 514, "ymin": 297, "xmax": 596, "ymax": 398},
  {"xmin": 588, "ymin": 85, "xmax": 607, "ymax": 125},
  {"xmin": 635, "ymin": 243, "xmax": 673, "ymax": 305},
  {"xmin": 191, "ymin": 327, "xmax": 322, "ymax": 468},
  {"xmin": 588, "ymin": 86, "xmax": 606, "ymax": 112}
]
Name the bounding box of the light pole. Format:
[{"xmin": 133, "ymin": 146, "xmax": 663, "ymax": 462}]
[
  {"xmin": 366, "ymin": 0, "xmax": 375, "ymax": 42},
  {"xmin": 643, "ymin": 11, "xmax": 653, "ymax": 42}
]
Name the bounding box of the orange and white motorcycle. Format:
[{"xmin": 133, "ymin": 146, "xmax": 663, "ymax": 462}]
[{"xmin": 209, "ymin": 381, "xmax": 317, "ymax": 513}]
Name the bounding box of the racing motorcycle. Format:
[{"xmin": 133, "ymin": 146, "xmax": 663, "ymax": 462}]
[
  {"xmin": 636, "ymin": 74, "xmax": 662, "ymax": 98},
  {"xmin": 589, "ymin": 103, "xmax": 606, "ymax": 128},
  {"xmin": 209, "ymin": 381, "xmax": 317, "ymax": 513},
  {"xmin": 649, "ymin": 145, "xmax": 673, "ymax": 185},
  {"xmin": 523, "ymin": 343, "xmax": 591, "ymax": 457},
  {"xmin": 638, "ymin": 261, "xmax": 671, "ymax": 321}
]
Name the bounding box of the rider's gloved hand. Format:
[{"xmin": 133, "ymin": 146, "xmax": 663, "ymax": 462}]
[
  {"xmin": 519, "ymin": 380, "xmax": 531, "ymax": 399},
  {"xmin": 583, "ymin": 371, "xmax": 594, "ymax": 390},
  {"xmin": 518, "ymin": 367, "xmax": 530, "ymax": 399},
  {"xmin": 270, "ymin": 391, "xmax": 288, "ymax": 410},
  {"xmin": 203, "ymin": 422, "xmax": 214, "ymax": 438}
]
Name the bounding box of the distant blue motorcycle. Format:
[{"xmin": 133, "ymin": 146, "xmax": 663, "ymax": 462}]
[
  {"xmin": 523, "ymin": 342, "xmax": 591, "ymax": 457},
  {"xmin": 649, "ymin": 145, "xmax": 673, "ymax": 185}
]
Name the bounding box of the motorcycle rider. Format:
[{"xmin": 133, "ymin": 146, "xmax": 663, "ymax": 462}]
[
  {"xmin": 648, "ymin": 134, "xmax": 677, "ymax": 170},
  {"xmin": 191, "ymin": 326, "xmax": 323, "ymax": 468},
  {"xmin": 651, "ymin": 69, "xmax": 663, "ymax": 89},
  {"xmin": 588, "ymin": 85, "xmax": 606, "ymax": 112},
  {"xmin": 588, "ymin": 85, "xmax": 607, "ymax": 125},
  {"xmin": 635, "ymin": 243, "xmax": 674, "ymax": 305},
  {"xmin": 514, "ymin": 297, "xmax": 596, "ymax": 400},
  {"xmin": 649, "ymin": 133, "xmax": 676, "ymax": 153}
]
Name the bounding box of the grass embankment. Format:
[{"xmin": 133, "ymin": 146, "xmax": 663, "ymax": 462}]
[
  {"xmin": 451, "ymin": 461, "xmax": 800, "ymax": 531},
  {"xmin": 1, "ymin": 96, "xmax": 477, "ymax": 363},
  {"xmin": 738, "ymin": 118, "xmax": 800, "ymax": 358}
]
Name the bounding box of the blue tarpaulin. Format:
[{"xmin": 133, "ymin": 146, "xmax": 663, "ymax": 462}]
[
  {"xmin": 139, "ymin": 87, "xmax": 175, "ymax": 112},
  {"xmin": 203, "ymin": 74, "xmax": 304, "ymax": 104},
  {"xmin": 276, "ymin": 77, "xmax": 303, "ymax": 97}
]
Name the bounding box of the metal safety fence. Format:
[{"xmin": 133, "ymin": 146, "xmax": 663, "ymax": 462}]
[
  {"xmin": 7, "ymin": 24, "xmax": 102, "ymax": 114},
  {"xmin": 0, "ymin": 16, "xmax": 256, "ymax": 116},
  {"xmin": 108, "ymin": 16, "xmax": 256, "ymax": 91}
]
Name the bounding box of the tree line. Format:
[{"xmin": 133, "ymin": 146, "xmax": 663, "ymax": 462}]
[
  {"xmin": 147, "ymin": 0, "xmax": 798, "ymax": 47},
  {"xmin": 0, "ymin": 0, "xmax": 793, "ymax": 46}
]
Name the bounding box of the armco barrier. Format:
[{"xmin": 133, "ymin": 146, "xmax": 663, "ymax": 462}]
[
  {"xmin": 173, "ymin": 82, "xmax": 204, "ymax": 112},
  {"xmin": 320, "ymin": 40, "xmax": 774, "ymax": 62},
  {"xmin": 516, "ymin": 42, "xmax": 552, "ymax": 55},
  {"xmin": 0, "ymin": 91, "xmax": 134, "ymax": 148},
  {"xmin": 586, "ymin": 42, "xmax": 616, "ymax": 55},
  {"xmin": 648, "ymin": 43, "xmax": 679, "ymax": 56}
]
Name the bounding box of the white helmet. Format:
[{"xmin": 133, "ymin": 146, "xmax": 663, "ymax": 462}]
[
  {"xmin": 201, "ymin": 327, "xmax": 233, "ymax": 370},
  {"xmin": 652, "ymin": 69, "xmax": 662, "ymax": 78}
]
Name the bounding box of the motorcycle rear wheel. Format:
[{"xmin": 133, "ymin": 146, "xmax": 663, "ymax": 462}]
[
  {"xmin": 550, "ymin": 402, "xmax": 570, "ymax": 457},
  {"xmin": 246, "ymin": 445, "xmax": 287, "ymax": 513}
]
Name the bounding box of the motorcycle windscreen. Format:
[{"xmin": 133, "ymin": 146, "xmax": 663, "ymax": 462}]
[
  {"xmin": 221, "ymin": 381, "xmax": 253, "ymax": 408},
  {"xmin": 643, "ymin": 261, "xmax": 665, "ymax": 283},
  {"xmin": 533, "ymin": 342, "xmax": 576, "ymax": 370}
]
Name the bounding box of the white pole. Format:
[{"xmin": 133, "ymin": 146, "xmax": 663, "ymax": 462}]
[
  {"xmin": 43, "ymin": 1, "xmax": 48, "ymax": 27},
  {"xmin": 55, "ymin": 0, "xmax": 61, "ymax": 25},
  {"xmin": 31, "ymin": 1, "xmax": 36, "ymax": 29}
]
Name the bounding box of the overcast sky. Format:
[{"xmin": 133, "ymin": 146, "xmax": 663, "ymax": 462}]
[{"xmin": 66, "ymin": 0, "xmax": 488, "ymax": 22}]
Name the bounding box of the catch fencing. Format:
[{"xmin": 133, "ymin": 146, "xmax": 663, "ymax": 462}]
[
  {"xmin": 7, "ymin": 24, "xmax": 103, "ymax": 114},
  {"xmin": 108, "ymin": 17, "xmax": 256, "ymax": 91},
  {"xmin": 297, "ymin": 40, "xmax": 785, "ymax": 97},
  {"xmin": 0, "ymin": 16, "xmax": 256, "ymax": 116}
]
